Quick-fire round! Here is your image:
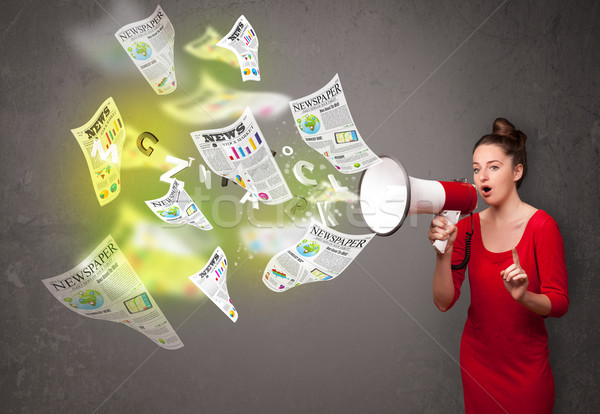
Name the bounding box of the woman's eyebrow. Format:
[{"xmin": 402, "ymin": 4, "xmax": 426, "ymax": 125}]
[{"xmin": 472, "ymin": 160, "xmax": 503, "ymax": 165}]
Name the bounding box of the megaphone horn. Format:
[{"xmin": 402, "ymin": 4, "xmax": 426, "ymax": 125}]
[{"xmin": 359, "ymin": 156, "xmax": 477, "ymax": 253}]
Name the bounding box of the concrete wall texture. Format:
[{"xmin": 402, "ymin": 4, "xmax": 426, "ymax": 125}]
[{"xmin": 1, "ymin": 0, "xmax": 599, "ymax": 413}]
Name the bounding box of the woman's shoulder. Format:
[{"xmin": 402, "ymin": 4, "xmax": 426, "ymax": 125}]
[
  {"xmin": 529, "ymin": 209, "xmax": 557, "ymax": 226},
  {"xmin": 528, "ymin": 209, "xmax": 562, "ymax": 235}
]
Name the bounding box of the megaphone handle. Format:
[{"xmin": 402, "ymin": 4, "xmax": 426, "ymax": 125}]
[{"xmin": 432, "ymin": 210, "xmax": 461, "ymax": 254}]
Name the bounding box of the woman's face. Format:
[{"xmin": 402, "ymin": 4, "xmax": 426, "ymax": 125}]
[{"xmin": 472, "ymin": 144, "xmax": 522, "ymax": 206}]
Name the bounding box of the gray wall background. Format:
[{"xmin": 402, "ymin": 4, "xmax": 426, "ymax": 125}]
[{"xmin": 2, "ymin": 0, "xmax": 599, "ymax": 412}]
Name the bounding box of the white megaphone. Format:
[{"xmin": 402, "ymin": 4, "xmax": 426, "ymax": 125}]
[{"xmin": 359, "ymin": 156, "xmax": 477, "ymax": 253}]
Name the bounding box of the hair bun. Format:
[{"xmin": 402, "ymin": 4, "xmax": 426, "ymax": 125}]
[
  {"xmin": 493, "ymin": 118, "xmax": 515, "ymax": 136},
  {"xmin": 493, "ymin": 117, "xmax": 527, "ymax": 146}
]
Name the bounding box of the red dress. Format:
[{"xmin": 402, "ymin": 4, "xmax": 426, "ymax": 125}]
[{"xmin": 448, "ymin": 210, "xmax": 569, "ymax": 413}]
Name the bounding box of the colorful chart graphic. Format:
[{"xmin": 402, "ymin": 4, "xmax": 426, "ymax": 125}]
[
  {"xmin": 229, "ymin": 309, "xmax": 236, "ymax": 318},
  {"xmin": 158, "ymin": 206, "xmax": 180, "ymax": 218},
  {"xmin": 236, "ymin": 175, "xmax": 246, "ymax": 188},
  {"xmin": 258, "ymin": 192, "xmax": 269, "ymax": 200},
  {"xmin": 124, "ymin": 292, "xmax": 152, "ymax": 314},
  {"xmin": 96, "ymin": 165, "xmax": 111, "ymax": 179},
  {"xmin": 272, "ymin": 268, "xmax": 288, "ymax": 279},
  {"xmin": 99, "ymin": 190, "xmax": 109, "ymax": 199},
  {"xmin": 105, "ymin": 118, "xmax": 123, "ymax": 149},
  {"xmin": 297, "ymin": 114, "xmax": 320, "ymax": 134},
  {"xmin": 296, "ymin": 239, "xmax": 320, "ymax": 257},
  {"xmin": 186, "ymin": 203, "xmax": 198, "ymax": 216},
  {"xmin": 228, "ymin": 132, "xmax": 263, "ymax": 160},
  {"xmin": 243, "ymin": 29, "xmax": 256, "ymax": 46},
  {"xmin": 128, "ymin": 41, "xmax": 152, "ymax": 60},
  {"xmin": 64, "ymin": 290, "xmax": 104, "ymax": 310},
  {"xmin": 242, "ymin": 65, "xmax": 258, "ymax": 77},
  {"xmin": 214, "ymin": 258, "xmax": 227, "ymax": 281},
  {"xmin": 335, "ymin": 130, "xmax": 359, "ymax": 144},
  {"xmin": 242, "ymin": 53, "xmax": 252, "ymax": 60},
  {"xmin": 110, "ymin": 183, "xmax": 118, "ymax": 192},
  {"xmin": 157, "ymin": 74, "xmax": 171, "ymax": 87},
  {"xmin": 311, "ymin": 268, "xmax": 333, "ymax": 281}
]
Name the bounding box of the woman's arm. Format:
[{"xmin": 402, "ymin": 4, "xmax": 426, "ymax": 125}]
[
  {"xmin": 433, "ymin": 248, "xmax": 457, "ymax": 311},
  {"xmin": 518, "ymin": 291, "xmax": 552, "ymax": 316},
  {"xmin": 502, "ymin": 248, "xmax": 552, "ymax": 316},
  {"xmin": 429, "ymin": 216, "xmax": 460, "ymax": 312},
  {"xmin": 536, "ymin": 216, "xmax": 569, "ymax": 317},
  {"xmin": 502, "ymin": 214, "xmax": 569, "ymax": 317}
]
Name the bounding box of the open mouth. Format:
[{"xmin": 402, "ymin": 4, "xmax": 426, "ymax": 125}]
[{"xmin": 481, "ymin": 185, "xmax": 492, "ymax": 196}]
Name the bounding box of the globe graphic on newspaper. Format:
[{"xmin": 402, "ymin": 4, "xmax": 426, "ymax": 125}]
[
  {"xmin": 297, "ymin": 114, "xmax": 320, "ymax": 134},
  {"xmin": 158, "ymin": 206, "xmax": 180, "ymax": 218},
  {"xmin": 64, "ymin": 290, "xmax": 104, "ymax": 310},
  {"xmin": 128, "ymin": 41, "xmax": 152, "ymax": 60},
  {"xmin": 296, "ymin": 239, "xmax": 320, "ymax": 257}
]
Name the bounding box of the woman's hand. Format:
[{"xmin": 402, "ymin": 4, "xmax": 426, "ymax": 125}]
[
  {"xmin": 428, "ymin": 215, "xmax": 457, "ymax": 254},
  {"xmin": 501, "ymin": 248, "xmax": 529, "ymax": 302}
]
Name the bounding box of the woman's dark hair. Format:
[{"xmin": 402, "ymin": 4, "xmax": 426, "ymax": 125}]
[{"xmin": 473, "ymin": 118, "xmax": 528, "ymax": 188}]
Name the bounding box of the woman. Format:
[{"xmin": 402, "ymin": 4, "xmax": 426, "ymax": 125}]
[{"xmin": 428, "ymin": 118, "xmax": 569, "ymax": 413}]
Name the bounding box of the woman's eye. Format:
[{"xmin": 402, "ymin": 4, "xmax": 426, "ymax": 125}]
[
  {"xmin": 490, "ymin": 165, "xmax": 499, "ymax": 171},
  {"xmin": 473, "ymin": 169, "xmax": 480, "ymax": 174}
]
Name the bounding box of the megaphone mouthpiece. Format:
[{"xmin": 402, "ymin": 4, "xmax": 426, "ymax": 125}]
[{"xmin": 438, "ymin": 181, "xmax": 478, "ymax": 216}]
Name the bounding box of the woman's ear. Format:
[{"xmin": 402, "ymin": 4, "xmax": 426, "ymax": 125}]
[{"xmin": 513, "ymin": 164, "xmax": 523, "ymax": 182}]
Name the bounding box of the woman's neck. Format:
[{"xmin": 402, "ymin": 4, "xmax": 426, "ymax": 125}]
[{"xmin": 483, "ymin": 191, "xmax": 528, "ymax": 224}]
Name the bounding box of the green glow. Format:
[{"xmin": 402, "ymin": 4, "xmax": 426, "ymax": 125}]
[{"xmin": 57, "ymin": 22, "xmax": 362, "ymax": 300}]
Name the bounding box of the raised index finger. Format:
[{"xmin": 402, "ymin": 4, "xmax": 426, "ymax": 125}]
[{"xmin": 512, "ymin": 248, "xmax": 520, "ymax": 267}]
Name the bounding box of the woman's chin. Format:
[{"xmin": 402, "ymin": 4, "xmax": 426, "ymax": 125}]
[{"xmin": 480, "ymin": 195, "xmax": 498, "ymax": 206}]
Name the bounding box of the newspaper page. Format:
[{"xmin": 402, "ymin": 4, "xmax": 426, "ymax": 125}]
[
  {"xmin": 190, "ymin": 107, "xmax": 292, "ymax": 205},
  {"xmin": 114, "ymin": 5, "xmax": 177, "ymax": 94},
  {"xmin": 42, "ymin": 235, "xmax": 183, "ymax": 350},
  {"xmin": 145, "ymin": 179, "xmax": 212, "ymax": 231},
  {"xmin": 71, "ymin": 97, "xmax": 125, "ymax": 206},
  {"xmin": 188, "ymin": 247, "xmax": 238, "ymax": 322},
  {"xmin": 289, "ymin": 74, "xmax": 382, "ymax": 174},
  {"xmin": 262, "ymin": 221, "xmax": 375, "ymax": 292},
  {"xmin": 217, "ymin": 15, "xmax": 260, "ymax": 82}
]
